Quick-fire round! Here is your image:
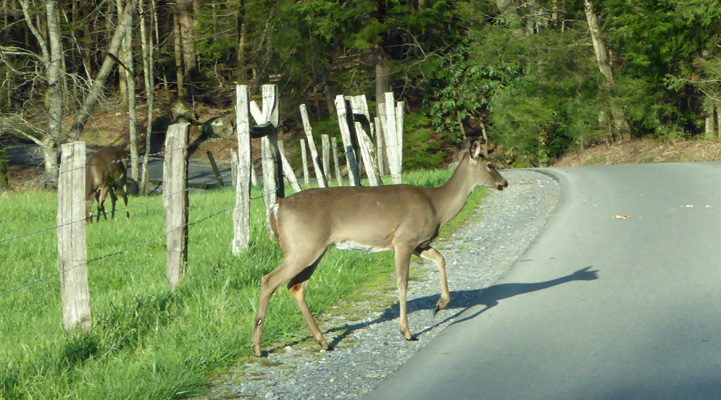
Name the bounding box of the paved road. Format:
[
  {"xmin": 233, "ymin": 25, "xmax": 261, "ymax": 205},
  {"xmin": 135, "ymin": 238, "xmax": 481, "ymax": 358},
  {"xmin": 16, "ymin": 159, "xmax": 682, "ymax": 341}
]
[{"xmin": 368, "ymin": 162, "xmax": 721, "ymax": 400}]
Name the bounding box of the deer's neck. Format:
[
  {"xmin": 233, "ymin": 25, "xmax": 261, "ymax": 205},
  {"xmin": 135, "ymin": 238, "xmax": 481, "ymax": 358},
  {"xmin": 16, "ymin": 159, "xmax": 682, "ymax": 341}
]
[{"xmin": 427, "ymin": 156, "xmax": 476, "ymax": 228}]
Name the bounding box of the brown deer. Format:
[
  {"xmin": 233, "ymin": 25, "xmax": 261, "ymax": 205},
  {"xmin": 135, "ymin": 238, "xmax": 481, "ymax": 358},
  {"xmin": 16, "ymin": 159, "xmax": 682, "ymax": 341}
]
[
  {"xmin": 85, "ymin": 147, "xmax": 130, "ymax": 223},
  {"xmin": 251, "ymin": 141, "xmax": 508, "ymax": 357}
]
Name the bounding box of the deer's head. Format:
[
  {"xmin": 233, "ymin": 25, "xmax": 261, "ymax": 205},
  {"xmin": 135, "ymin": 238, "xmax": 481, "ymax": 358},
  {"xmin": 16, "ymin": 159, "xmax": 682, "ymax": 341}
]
[{"xmin": 468, "ymin": 141, "xmax": 508, "ymax": 191}]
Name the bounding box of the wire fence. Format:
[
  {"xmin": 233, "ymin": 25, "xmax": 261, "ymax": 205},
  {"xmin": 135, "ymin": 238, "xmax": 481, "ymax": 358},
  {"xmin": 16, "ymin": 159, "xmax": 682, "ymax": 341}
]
[
  {"xmin": 0, "ymin": 141, "xmax": 278, "ymax": 299},
  {"xmin": 1, "ymin": 95, "xmax": 402, "ymax": 300}
]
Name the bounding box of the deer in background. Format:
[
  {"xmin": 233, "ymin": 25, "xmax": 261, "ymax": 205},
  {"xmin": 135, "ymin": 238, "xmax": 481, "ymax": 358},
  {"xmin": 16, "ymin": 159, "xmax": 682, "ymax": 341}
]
[
  {"xmin": 251, "ymin": 141, "xmax": 508, "ymax": 357},
  {"xmin": 85, "ymin": 146, "xmax": 130, "ymax": 223}
]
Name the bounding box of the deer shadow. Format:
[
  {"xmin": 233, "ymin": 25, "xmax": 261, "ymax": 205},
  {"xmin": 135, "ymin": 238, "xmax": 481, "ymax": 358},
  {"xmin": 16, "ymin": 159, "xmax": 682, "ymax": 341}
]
[{"xmin": 325, "ymin": 266, "xmax": 599, "ymax": 348}]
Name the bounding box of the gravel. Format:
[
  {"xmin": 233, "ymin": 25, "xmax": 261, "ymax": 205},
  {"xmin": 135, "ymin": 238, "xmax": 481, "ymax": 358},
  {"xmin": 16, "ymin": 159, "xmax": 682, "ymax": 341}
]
[{"xmin": 201, "ymin": 169, "xmax": 561, "ymax": 400}]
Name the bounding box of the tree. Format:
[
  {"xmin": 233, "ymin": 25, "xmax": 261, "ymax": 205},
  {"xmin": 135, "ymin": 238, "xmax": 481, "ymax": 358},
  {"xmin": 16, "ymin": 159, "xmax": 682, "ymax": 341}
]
[{"xmin": 584, "ymin": 0, "xmax": 630, "ymax": 141}]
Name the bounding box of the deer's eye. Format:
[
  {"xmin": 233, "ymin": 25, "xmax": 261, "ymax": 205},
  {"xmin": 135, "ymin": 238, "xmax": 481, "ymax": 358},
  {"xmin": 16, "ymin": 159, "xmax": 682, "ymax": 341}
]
[{"xmin": 486, "ymin": 163, "xmax": 494, "ymax": 170}]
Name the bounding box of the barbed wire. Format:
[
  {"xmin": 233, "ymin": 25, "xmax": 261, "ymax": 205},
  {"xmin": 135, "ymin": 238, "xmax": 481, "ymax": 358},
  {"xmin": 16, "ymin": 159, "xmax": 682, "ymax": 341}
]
[
  {"xmin": 2, "ymin": 129, "xmax": 403, "ymax": 193},
  {"xmin": 0, "ymin": 194, "xmax": 244, "ymax": 298}
]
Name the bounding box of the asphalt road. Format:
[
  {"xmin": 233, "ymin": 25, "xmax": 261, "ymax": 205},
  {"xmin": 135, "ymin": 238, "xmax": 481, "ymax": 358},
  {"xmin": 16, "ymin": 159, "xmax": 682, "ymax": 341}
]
[{"xmin": 367, "ymin": 162, "xmax": 721, "ymax": 400}]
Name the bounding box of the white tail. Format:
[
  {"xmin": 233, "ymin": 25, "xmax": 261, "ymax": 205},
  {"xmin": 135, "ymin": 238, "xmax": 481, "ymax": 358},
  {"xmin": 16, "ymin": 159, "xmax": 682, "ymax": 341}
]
[
  {"xmin": 85, "ymin": 147, "xmax": 130, "ymax": 223},
  {"xmin": 250, "ymin": 141, "xmax": 508, "ymax": 356}
]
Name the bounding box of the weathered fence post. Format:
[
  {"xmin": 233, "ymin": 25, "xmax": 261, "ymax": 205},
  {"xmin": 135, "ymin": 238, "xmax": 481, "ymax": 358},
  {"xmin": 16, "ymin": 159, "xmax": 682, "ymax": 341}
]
[
  {"xmin": 381, "ymin": 92, "xmax": 403, "ymax": 184},
  {"xmin": 163, "ymin": 122, "xmax": 189, "ymax": 286},
  {"xmin": 375, "ymin": 116, "xmax": 385, "ymax": 176},
  {"xmin": 57, "ymin": 141, "xmax": 92, "ymax": 332},
  {"xmin": 230, "ymin": 149, "xmax": 237, "ymax": 186},
  {"xmin": 232, "ymin": 85, "xmax": 252, "ymax": 255},
  {"xmin": 321, "ymin": 134, "xmax": 330, "ymax": 182},
  {"xmin": 299, "ymin": 104, "xmax": 327, "ymax": 188},
  {"xmin": 250, "ymin": 84, "xmax": 282, "ymax": 234},
  {"xmin": 206, "ymin": 151, "xmax": 224, "ymax": 187},
  {"xmin": 350, "ymin": 95, "xmax": 382, "ymax": 186},
  {"xmin": 334, "ymin": 94, "xmax": 360, "ymax": 186},
  {"xmin": 278, "ymin": 140, "xmax": 302, "ymax": 193},
  {"xmin": 300, "ymin": 138, "xmax": 309, "ymax": 185},
  {"xmin": 331, "ymin": 136, "xmax": 342, "ymax": 185}
]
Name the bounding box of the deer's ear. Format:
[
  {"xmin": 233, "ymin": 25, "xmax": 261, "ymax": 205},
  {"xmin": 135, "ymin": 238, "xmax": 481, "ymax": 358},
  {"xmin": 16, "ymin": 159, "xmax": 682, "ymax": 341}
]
[{"xmin": 470, "ymin": 141, "xmax": 483, "ymax": 160}]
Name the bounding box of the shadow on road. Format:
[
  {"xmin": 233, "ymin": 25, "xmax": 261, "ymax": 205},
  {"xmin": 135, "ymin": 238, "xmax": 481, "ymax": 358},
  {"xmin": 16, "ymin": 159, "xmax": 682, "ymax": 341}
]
[{"xmin": 325, "ymin": 266, "xmax": 599, "ymax": 349}]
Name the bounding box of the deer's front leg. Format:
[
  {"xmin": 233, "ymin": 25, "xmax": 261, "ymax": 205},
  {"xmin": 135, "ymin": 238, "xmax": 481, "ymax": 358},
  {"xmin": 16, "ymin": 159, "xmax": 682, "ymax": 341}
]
[
  {"xmin": 416, "ymin": 247, "xmax": 449, "ymax": 316},
  {"xmin": 394, "ymin": 246, "xmax": 414, "ymax": 341}
]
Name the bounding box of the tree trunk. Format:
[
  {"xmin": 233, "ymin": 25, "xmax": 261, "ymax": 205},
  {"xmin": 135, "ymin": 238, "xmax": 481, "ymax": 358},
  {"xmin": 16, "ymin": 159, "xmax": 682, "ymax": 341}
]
[
  {"xmin": 117, "ymin": 0, "xmax": 127, "ymax": 106},
  {"xmin": 121, "ymin": 1, "xmax": 138, "ymax": 182},
  {"xmin": 705, "ymin": 95, "xmax": 716, "ymax": 138},
  {"xmin": 584, "ymin": 0, "xmax": 630, "ymax": 141},
  {"xmin": 236, "ymin": 0, "xmax": 246, "ymax": 83},
  {"xmin": 139, "ymin": 0, "xmax": 155, "ymax": 195},
  {"xmin": 45, "ymin": 0, "xmax": 63, "ymax": 176},
  {"xmin": 176, "ymin": 0, "xmax": 196, "ymax": 87},
  {"xmin": 173, "ymin": 12, "xmax": 184, "ymax": 95},
  {"xmin": 69, "ymin": 0, "xmax": 137, "ymax": 141},
  {"xmin": 375, "ymin": 46, "xmax": 392, "ymax": 107}
]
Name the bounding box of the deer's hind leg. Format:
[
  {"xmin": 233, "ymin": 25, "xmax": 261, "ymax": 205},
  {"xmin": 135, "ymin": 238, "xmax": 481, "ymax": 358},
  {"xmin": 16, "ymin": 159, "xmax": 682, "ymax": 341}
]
[
  {"xmin": 415, "ymin": 247, "xmax": 449, "ymax": 316},
  {"xmin": 287, "ymin": 253, "xmax": 330, "ymax": 351},
  {"xmin": 251, "ymin": 248, "xmax": 327, "ymax": 357},
  {"xmin": 95, "ymin": 188, "xmax": 108, "ymax": 222},
  {"xmin": 107, "ymin": 186, "xmax": 118, "ymax": 219}
]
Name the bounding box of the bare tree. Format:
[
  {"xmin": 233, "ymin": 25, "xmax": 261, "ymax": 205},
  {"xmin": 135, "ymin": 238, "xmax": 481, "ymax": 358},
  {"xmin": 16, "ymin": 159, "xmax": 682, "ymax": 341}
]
[
  {"xmin": 9, "ymin": 0, "xmax": 64, "ymax": 176},
  {"xmin": 139, "ymin": 0, "xmax": 156, "ymax": 194},
  {"xmin": 120, "ymin": 0, "xmax": 139, "ymax": 182},
  {"xmin": 68, "ymin": 0, "xmax": 137, "ymax": 142}
]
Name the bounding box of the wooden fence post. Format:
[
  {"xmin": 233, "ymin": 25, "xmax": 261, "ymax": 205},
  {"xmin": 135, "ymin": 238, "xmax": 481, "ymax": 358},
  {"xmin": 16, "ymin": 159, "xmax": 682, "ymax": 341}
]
[
  {"xmin": 300, "ymin": 138, "xmax": 309, "ymax": 185},
  {"xmin": 321, "ymin": 134, "xmax": 330, "ymax": 181},
  {"xmin": 382, "ymin": 92, "xmax": 403, "ymax": 184},
  {"xmin": 350, "ymin": 95, "xmax": 382, "ymax": 186},
  {"xmin": 230, "ymin": 149, "xmax": 238, "ymax": 187},
  {"xmin": 263, "ymin": 84, "xmax": 283, "ymax": 198},
  {"xmin": 278, "ymin": 140, "xmax": 302, "ymax": 193},
  {"xmin": 375, "ymin": 116, "xmax": 385, "ymax": 176},
  {"xmin": 331, "ymin": 136, "xmax": 342, "ymax": 185},
  {"xmin": 57, "ymin": 141, "xmax": 92, "ymax": 332},
  {"xmin": 299, "ymin": 104, "xmax": 327, "ymax": 188},
  {"xmin": 250, "ymin": 84, "xmax": 282, "ymax": 234},
  {"xmin": 232, "ymin": 85, "xmax": 252, "ymax": 255},
  {"xmin": 334, "ymin": 94, "xmax": 360, "ymax": 186},
  {"xmin": 163, "ymin": 122, "xmax": 189, "ymax": 286}
]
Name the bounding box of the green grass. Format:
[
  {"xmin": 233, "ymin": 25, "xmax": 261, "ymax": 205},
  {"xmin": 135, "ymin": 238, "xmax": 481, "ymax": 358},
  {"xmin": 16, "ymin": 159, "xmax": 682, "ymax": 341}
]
[{"xmin": 0, "ymin": 168, "xmax": 489, "ymax": 399}]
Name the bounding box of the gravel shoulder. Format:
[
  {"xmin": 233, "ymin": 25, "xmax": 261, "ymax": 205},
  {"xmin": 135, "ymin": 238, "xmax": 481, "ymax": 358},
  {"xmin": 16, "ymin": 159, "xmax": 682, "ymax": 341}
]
[{"xmin": 201, "ymin": 169, "xmax": 561, "ymax": 400}]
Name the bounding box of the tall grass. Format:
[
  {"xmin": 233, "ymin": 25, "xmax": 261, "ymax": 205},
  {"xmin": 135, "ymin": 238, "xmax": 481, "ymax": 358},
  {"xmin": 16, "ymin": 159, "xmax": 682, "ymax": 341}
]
[{"xmin": 0, "ymin": 167, "xmax": 488, "ymax": 399}]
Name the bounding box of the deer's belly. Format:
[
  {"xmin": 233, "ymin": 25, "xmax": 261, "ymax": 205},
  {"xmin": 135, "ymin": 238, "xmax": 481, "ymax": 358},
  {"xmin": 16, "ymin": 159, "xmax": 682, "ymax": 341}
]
[{"xmin": 333, "ymin": 240, "xmax": 390, "ymax": 253}]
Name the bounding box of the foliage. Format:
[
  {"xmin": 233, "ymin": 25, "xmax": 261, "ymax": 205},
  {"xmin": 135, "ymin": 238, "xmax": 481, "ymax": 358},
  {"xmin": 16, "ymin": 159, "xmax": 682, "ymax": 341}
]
[
  {"xmin": 403, "ymin": 113, "xmax": 447, "ymax": 169},
  {"xmin": 4, "ymin": 0, "xmax": 721, "ymax": 167}
]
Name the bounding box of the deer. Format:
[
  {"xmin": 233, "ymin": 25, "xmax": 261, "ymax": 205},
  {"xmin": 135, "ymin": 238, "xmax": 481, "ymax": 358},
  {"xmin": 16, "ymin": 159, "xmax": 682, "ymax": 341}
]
[
  {"xmin": 251, "ymin": 141, "xmax": 508, "ymax": 357},
  {"xmin": 85, "ymin": 146, "xmax": 130, "ymax": 223}
]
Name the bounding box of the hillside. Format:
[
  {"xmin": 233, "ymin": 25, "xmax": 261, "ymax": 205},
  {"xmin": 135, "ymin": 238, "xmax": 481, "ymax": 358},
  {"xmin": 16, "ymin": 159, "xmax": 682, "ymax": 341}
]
[{"xmin": 553, "ymin": 139, "xmax": 721, "ymax": 168}]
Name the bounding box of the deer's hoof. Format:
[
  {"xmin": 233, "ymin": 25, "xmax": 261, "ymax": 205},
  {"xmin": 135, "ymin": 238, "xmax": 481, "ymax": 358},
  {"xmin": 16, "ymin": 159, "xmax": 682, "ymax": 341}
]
[{"xmin": 433, "ymin": 297, "xmax": 450, "ymax": 316}]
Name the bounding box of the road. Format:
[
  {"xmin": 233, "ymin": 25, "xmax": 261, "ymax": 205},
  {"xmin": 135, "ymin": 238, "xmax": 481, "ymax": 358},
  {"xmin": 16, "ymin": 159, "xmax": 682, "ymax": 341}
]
[{"xmin": 367, "ymin": 162, "xmax": 721, "ymax": 400}]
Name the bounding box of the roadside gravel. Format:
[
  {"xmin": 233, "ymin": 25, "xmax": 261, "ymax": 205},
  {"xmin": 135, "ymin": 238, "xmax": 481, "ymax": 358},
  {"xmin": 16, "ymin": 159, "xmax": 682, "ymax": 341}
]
[{"xmin": 202, "ymin": 169, "xmax": 561, "ymax": 400}]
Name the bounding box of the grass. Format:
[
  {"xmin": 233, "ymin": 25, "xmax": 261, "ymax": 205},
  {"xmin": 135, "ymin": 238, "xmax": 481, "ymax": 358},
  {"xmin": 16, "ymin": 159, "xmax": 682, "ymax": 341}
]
[{"xmin": 0, "ymin": 167, "xmax": 489, "ymax": 399}]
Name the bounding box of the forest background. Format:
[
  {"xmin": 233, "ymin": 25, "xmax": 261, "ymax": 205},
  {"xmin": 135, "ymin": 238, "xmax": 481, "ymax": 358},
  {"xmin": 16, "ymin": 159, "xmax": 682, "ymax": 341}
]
[{"xmin": 2, "ymin": 0, "xmax": 721, "ymax": 182}]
